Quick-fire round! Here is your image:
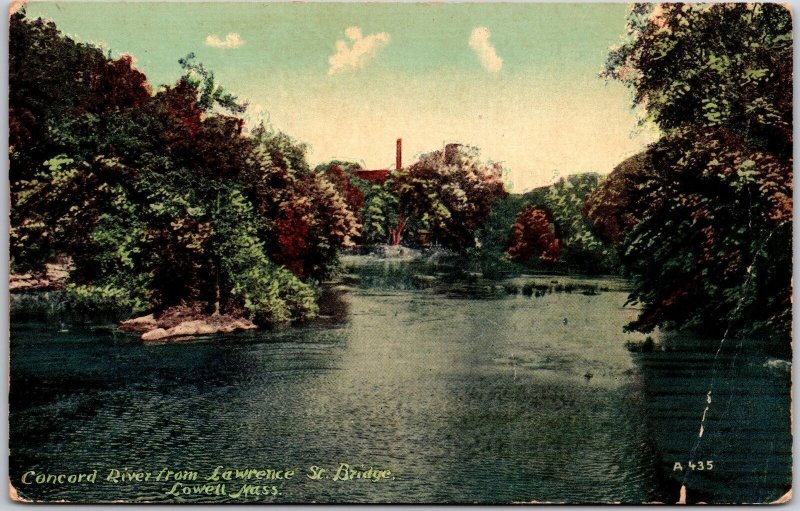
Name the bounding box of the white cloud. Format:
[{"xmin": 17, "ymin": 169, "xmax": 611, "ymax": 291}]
[
  {"xmin": 328, "ymin": 26, "xmax": 390, "ymax": 75},
  {"xmin": 469, "ymin": 27, "xmax": 503, "ymax": 73},
  {"xmin": 205, "ymin": 33, "xmax": 245, "ymax": 49}
]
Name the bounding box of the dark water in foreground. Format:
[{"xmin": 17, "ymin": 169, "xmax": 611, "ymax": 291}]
[{"xmin": 9, "ymin": 258, "xmax": 791, "ymax": 503}]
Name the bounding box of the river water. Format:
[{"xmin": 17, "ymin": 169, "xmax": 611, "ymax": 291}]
[{"xmin": 9, "ymin": 257, "xmax": 791, "ymax": 503}]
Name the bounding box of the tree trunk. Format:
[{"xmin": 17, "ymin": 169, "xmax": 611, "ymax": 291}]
[{"xmin": 390, "ymin": 214, "xmax": 407, "ymax": 246}]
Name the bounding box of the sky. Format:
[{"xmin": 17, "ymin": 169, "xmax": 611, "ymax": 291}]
[{"xmin": 24, "ymin": 2, "xmax": 659, "ymax": 191}]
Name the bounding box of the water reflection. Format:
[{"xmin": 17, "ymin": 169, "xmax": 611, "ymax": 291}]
[{"xmin": 633, "ymin": 333, "xmax": 792, "ymax": 503}]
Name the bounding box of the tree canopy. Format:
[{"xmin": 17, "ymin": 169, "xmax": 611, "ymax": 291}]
[
  {"xmin": 10, "ymin": 10, "xmax": 358, "ymax": 323},
  {"xmin": 586, "ymin": 3, "xmax": 792, "ymax": 345},
  {"xmin": 505, "ymin": 205, "xmax": 560, "ymax": 264},
  {"xmin": 389, "ymin": 144, "xmax": 507, "ymax": 248}
]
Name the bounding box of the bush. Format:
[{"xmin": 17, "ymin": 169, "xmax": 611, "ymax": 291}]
[
  {"xmin": 521, "ymin": 283, "xmax": 534, "ymax": 297},
  {"xmin": 64, "ymin": 283, "xmax": 148, "ymax": 316},
  {"xmin": 230, "ymin": 259, "xmax": 318, "ymax": 326}
]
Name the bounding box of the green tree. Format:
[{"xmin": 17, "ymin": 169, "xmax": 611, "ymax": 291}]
[
  {"xmin": 542, "ymin": 174, "xmax": 619, "ymax": 273},
  {"xmin": 390, "ymin": 144, "xmax": 507, "ymax": 248},
  {"xmin": 9, "ymin": 11, "xmax": 357, "ymax": 324},
  {"xmin": 586, "ymin": 3, "xmax": 792, "ymax": 346},
  {"xmin": 361, "ymin": 183, "xmax": 403, "ymax": 245}
]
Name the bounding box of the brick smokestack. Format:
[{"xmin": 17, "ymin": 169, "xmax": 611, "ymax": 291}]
[{"xmin": 396, "ymin": 138, "xmax": 402, "ymax": 170}]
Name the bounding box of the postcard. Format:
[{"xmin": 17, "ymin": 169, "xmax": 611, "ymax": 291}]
[{"xmin": 8, "ymin": 1, "xmax": 793, "ymax": 504}]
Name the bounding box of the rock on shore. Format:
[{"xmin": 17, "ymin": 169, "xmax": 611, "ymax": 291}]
[{"xmin": 119, "ymin": 307, "xmax": 256, "ymax": 341}]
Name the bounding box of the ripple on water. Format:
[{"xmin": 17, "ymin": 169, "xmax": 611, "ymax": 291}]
[{"xmin": 9, "ymin": 273, "xmax": 791, "ymax": 503}]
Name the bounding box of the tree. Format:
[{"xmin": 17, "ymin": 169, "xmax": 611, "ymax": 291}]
[
  {"xmin": 360, "ymin": 184, "xmax": 403, "ymax": 246},
  {"xmin": 389, "ymin": 144, "xmax": 507, "ymax": 248},
  {"xmin": 178, "ymin": 53, "xmax": 247, "ymax": 115},
  {"xmin": 505, "ymin": 206, "xmax": 560, "ymax": 264},
  {"xmin": 586, "ymin": 3, "xmax": 792, "ymax": 345},
  {"xmin": 247, "ymin": 130, "xmax": 360, "ymax": 278},
  {"xmin": 9, "ymin": 11, "xmax": 359, "ymax": 324},
  {"xmin": 315, "ymin": 162, "xmax": 367, "ymax": 218},
  {"xmin": 467, "ymin": 173, "xmax": 618, "ymax": 276},
  {"xmin": 542, "ymin": 174, "xmax": 619, "ymax": 273},
  {"xmin": 582, "ymin": 154, "xmax": 652, "ymax": 244},
  {"xmin": 605, "ymin": 3, "xmax": 791, "ymax": 157},
  {"xmin": 9, "ymin": 10, "xmax": 150, "ymax": 273}
]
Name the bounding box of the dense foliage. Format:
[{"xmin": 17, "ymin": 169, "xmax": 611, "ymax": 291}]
[
  {"xmin": 539, "ymin": 174, "xmax": 619, "ymax": 273},
  {"xmin": 388, "ymin": 144, "xmax": 507, "ymax": 248},
  {"xmin": 328, "ymin": 144, "xmax": 508, "ymax": 248},
  {"xmin": 586, "ymin": 3, "xmax": 792, "ymax": 344},
  {"xmin": 11, "ymin": 4, "xmax": 790, "ymax": 348},
  {"xmin": 505, "ymin": 205, "xmax": 560, "ymax": 264},
  {"xmin": 465, "ymin": 173, "xmax": 619, "ymax": 275},
  {"xmin": 361, "ymin": 183, "xmax": 405, "ymax": 246},
  {"xmin": 10, "ymin": 11, "xmax": 358, "ymax": 323}
]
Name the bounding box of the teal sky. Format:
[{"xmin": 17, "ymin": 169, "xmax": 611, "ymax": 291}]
[{"xmin": 24, "ymin": 2, "xmax": 658, "ymax": 190}]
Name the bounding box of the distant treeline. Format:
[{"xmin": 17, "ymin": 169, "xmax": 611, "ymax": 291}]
[
  {"xmin": 316, "ymin": 163, "xmax": 620, "ymax": 276},
  {"xmin": 471, "ymin": 173, "xmax": 620, "ymax": 276}
]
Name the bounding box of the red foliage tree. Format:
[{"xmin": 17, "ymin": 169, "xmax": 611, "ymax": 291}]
[
  {"xmin": 505, "ymin": 205, "xmax": 561, "ymax": 264},
  {"xmin": 274, "ymin": 204, "xmax": 311, "ymax": 276},
  {"xmin": 581, "ymin": 152, "xmax": 654, "ymax": 244}
]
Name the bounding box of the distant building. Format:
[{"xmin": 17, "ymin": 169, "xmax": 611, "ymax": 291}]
[{"xmin": 353, "ymin": 138, "xmax": 402, "ymax": 182}]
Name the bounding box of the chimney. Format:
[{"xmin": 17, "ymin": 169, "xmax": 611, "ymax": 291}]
[
  {"xmin": 444, "ymin": 143, "xmax": 461, "ymax": 163},
  {"xmin": 396, "ymin": 138, "xmax": 402, "ymax": 170}
]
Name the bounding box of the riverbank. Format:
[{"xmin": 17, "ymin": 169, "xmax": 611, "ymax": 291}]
[
  {"xmin": 9, "ymin": 286, "xmax": 257, "ymax": 341},
  {"xmin": 11, "ymin": 253, "xmax": 629, "ymax": 342},
  {"xmin": 119, "ymin": 306, "xmax": 257, "ymax": 341}
]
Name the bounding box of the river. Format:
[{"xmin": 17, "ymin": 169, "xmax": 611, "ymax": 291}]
[{"xmin": 9, "ymin": 257, "xmax": 792, "ymax": 503}]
